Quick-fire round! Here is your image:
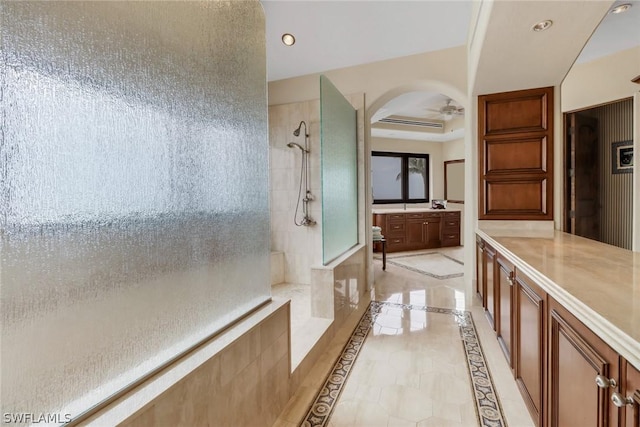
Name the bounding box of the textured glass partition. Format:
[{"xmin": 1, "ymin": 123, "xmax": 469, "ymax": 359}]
[
  {"xmin": 0, "ymin": 1, "xmax": 269, "ymax": 422},
  {"xmin": 320, "ymin": 75, "xmax": 358, "ymax": 264}
]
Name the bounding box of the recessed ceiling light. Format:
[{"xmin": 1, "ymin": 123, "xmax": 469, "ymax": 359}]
[
  {"xmin": 532, "ymin": 20, "xmax": 553, "ymax": 32},
  {"xmin": 610, "ymin": 3, "xmax": 632, "ymax": 14},
  {"xmin": 281, "ymin": 33, "xmax": 295, "ymax": 46}
]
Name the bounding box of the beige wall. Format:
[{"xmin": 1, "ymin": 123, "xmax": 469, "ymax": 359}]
[
  {"xmin": 562, "ymin": 46, "xmax": 640, "ymax": 113},
  {"xmin": 442, "ymin": 137, "xmax": 465, "ymax": 162},
  {"xmin": 268, "ymin": 46, "xmax": 467, "ymax": 110}
]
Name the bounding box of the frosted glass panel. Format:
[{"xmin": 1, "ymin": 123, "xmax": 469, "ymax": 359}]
[
  {"xmin": 320, "ymin": 75, "xmax": 358, "ymax": 264},
  {"xmin": 1, "ymin": 1, "xmax": 269, "ymax": 422}
]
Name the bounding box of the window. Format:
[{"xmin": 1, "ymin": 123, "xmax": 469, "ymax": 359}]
[{"xmin": 372, "ymin": 151, "xmax": 430, "ymax": 203}]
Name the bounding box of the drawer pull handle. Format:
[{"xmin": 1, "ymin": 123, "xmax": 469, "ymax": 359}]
[
  {"xmin": 595, "ymin": 375, "xmax": 616, "ymax": 389},
  {"xmin": 611, "ymin": 392, "xmax": 633, "ymax": 407}
]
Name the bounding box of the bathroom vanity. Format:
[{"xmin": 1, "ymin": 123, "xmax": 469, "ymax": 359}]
[
  {"xmin": 476, "ymin": 229, "xmax": 640, "ymax": 427},
  {"xmin": 372, "ymin": 208, "xmax": 460, "ymax": 252}
]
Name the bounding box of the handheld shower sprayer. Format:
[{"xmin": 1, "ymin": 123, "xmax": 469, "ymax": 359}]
[{"xmin": 287, "ymin": 142, "xmax": 308, "ymax": 153}]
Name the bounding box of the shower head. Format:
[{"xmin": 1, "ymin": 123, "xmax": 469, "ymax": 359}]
[
  {"xmin": 287, "ymin": 142, "xmax": 308, "ymax": 153},
  {"xmin": 293, "ymin": 121, "xmax": 307, "ymax": 137}
]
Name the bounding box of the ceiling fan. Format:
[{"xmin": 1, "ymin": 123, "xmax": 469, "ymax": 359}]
[{"xmin": 427, "ymin": 99, "xmax": 464, "ymax": 121}]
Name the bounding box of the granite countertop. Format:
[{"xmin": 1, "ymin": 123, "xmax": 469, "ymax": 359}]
[
  {"xmin": 477, "ymin": 229, "xmax": 640, "ymax": 370},
  {"xmin": 372, "ymin": 208, "xmax": 461, "ymax": 214}
]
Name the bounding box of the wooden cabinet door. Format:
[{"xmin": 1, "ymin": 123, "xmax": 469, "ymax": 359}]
[
  {"xmin": 423, "ymin": 218, "xmax": 441, "ymax": 248},
  {"xmin": 549, "ymin": 298, "xmax": 620, "ymax": 427},
  {"xmin": 406, "ymin": 218, "xmax": 425, "ymax": 246},
  {"xmin": 476, "ymin": 236, "xmax": 485, "ymax": 304},
  {"xmin": 484, "ymin": 243, "xmax": 496, "ymax": 330},
  {"xmin": 478, "ymin": 86, "xmax": 554, "ymax": 220},
  {"xmin": 496, "ymin": 254, "xmax": 514, "ymax": 368},
  {"xmin": 514, "ymin": 271, "xmax": 546, "ymax": 427},
  {"xmin": 624, "ymin": 362, "xmax": 640, "ymax": 427}
]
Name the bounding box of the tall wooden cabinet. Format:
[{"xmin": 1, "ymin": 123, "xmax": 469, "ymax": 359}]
[{"xmin": 478, "ymin": 87, "xmax": 554, "ymax": 220}]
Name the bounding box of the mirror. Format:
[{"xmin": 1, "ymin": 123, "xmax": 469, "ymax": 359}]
[{"xmin": 444, "ymin": 159, "xmax": 464, "ymax": 203}]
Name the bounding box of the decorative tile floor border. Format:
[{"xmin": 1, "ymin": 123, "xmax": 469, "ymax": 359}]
[
  {"xmin": 300, "ymin": 301, "xmax": 507, "ymax": 427},
  {"xmin": 381, "ymin": 251, "xmax": 464, "ymax": 280}
]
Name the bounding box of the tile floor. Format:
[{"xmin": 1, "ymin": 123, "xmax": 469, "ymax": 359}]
[{"xmin": 273, "ymin": 247, "xmax": 535, "ymax": 427}]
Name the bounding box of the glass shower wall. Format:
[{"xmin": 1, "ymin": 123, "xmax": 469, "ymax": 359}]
[
  {"xmin": 320, "ymin": 75, "xmax": 358, "ymax": 264},
  {"xmin": 1, "ymin": 1, "xmax": 269, "ymax": 421}
]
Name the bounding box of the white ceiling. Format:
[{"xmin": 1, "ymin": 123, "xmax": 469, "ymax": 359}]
[{"xmin": 262, "ymin": 0, "xmax": 640, "ymax": 141}]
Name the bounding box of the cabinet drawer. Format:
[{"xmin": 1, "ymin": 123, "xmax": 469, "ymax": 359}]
[
  {"xmin": 442, "ymin": 232, "xmax": 460, "ymax": 241},
  {"xmin": 386, "ymin": 222, "xmax": 405, "ymax": 235},
  {"xmin": 441, "ymin": 234, "xmax": 460, "ymax": 247},
  {"xmin": 445, "ymin": 211, "xmax": 461, "ymax": 218},
  {"xmin": 388, "ymin": 213, "xmax": 405, "ymax": 221},
  {"xmin": 386, "ymin": 236, "xmax": 405, "ymax": 247},
  {"xmin": 443, "ymin": 219, "xmax": 460, "ymax": 229},
  {"xmin": 426, "ymin": 212, "xmax": 442, "ymax": 218},
  {"xmin": 406, "ymin": 212, "xmax": 425, "ymax": 219}
]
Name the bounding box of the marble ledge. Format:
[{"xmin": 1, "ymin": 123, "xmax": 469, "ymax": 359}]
[
  {"xmin": 477, "ymin": 228, "xmax": 640, "ymax": 370},
  {"xmin": 81, "ymin": 298, "xmax": 290, "ymax": 426}
]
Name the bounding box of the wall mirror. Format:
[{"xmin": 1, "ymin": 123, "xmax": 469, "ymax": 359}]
[{"xmin": 444, "ymin": 159, "xmax": 464, "ymax": 203}]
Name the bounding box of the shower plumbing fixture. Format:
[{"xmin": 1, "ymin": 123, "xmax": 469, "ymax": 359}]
[
  {"xmin": 287, "ymin": 120, "xmax": 316, "ymax": 226},
  {"xmin": 286, "ymin": 142, "xmax": 307, "ymax": 153}
]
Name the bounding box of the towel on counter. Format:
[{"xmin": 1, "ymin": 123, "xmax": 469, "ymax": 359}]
[{"xmin": 372, "ymin": 226, "xmax": 384, "ymax": 240}]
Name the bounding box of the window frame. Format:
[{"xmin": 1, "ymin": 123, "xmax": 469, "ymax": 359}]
[{"xmin": 372, "ymin": 151, "xmax": 430, "ymax": 204}]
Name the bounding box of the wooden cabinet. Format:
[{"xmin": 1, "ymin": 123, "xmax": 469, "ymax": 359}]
[
  {"xmin": 441, "ymin": 211, "xmax": 461, "ymax": 247},
  {"xmin": 476, "ymin": 233, "xmax": 639, "ymax": 427},
  {"xmin": 477, "ymin": 87, "xmax": 554, "ymax": 220},
  {"xmin": 424, "ymin": 214, "xmax": 442, "ymax": 248},
  {"xmin": 514, "ymin": 270, "xmax": 546, "ymax": 427},
  {"xmin": 475, "ymin": 236, "xmax": 485, "ymax": 303},
  {"xmin": 496, "ymin": 254, "xmax": 515, "ymax": 369},
  {"xmin": 623, "ymin": 362, "xmax": 640, "ymax": 427},
  {"xmin": 373, "ymin": 211, "xmax": 459, "ymax": 252},
  {"xmin": 484, "ymin": 242, "xmax": 497, "ymax": 330},
  {"xmin": 548, "ymin": 297, "xmax": 620, "ymax": 427}
]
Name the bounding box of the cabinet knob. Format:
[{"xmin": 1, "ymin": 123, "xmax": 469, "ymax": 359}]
[
  {"xmin": 595, "ymin": 375, "xmax": 616, "ymax": 389},
  {"xmin": 611, "ymin": 392, "xmax": 633, "ymax": 407}
]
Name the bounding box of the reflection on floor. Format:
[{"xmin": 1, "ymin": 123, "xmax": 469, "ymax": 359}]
[{"xmin": 273, "ymin": 246, "xmax": 534, "ymax": 427}]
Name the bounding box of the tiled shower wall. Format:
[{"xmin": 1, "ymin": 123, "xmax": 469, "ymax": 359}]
[
  {"xmin": 269, "ymin": 101, "xmax": 323, "ymax": 284},
  {"xmin": 269, "ymin": 93, "xmax": 366, "ymax": 285}
]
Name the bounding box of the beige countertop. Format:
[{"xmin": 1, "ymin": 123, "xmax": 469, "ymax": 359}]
[
  {"xmin": 372, "ymin": 208, "xmax": 461, "ymax": 214},
  {"xmin": 477, "ymin": 229, "xmax": 640, "ymax": 370}
]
